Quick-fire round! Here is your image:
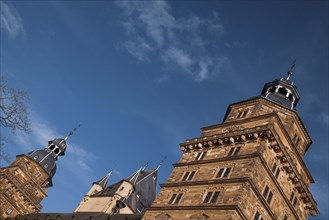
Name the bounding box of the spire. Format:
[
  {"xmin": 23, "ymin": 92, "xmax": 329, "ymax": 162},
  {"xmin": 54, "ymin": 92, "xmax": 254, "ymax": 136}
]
[
  {"xmin": 64, "ymin": 124, "xmax": 80, "ymax": 141},
  {"xmin": 156, "ymin": 157, "xmax": 166, "ymax": 170},
  {"xmin": 286, "ymin": 59, "xmax": 296, "ymax": 80},
  {"xmin": 93, "ymin": 171, "xmax": 112, "ymax": 188}
]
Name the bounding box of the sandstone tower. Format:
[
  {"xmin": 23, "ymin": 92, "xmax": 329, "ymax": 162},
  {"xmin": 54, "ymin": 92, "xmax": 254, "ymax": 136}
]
[
  {"xmin": 0, "ymin": 128, "xmax": 77, "ymax": 219},
  {"xmin": 75, "ymin": 165, "xmax": 159, "ymax": 215},
  {"xmin": 143, "ymin": 71, "xmax": 319, "ymax": 220}
]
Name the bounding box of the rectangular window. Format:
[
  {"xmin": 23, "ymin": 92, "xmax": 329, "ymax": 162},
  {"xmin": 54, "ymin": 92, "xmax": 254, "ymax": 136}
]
[
  {"xmin": 5, "ymin": 189, "xmax": 12, "ymax": 196},
  {"xmin": 227, "ymin": 148, "xmax": 235, "ymax": 156},
  {"xmin": 195, "ymin": 152, "xmax": 206, "ymax": 161},
  {"xmin": 275, "ymin": 168, "xmax": 280, "ymax": 178},
  {"xmin": 272, "ymin": 162, "xmax": 277, "ymax": 173},
  {"xmin": 272, "ymin": 162, "xmax": 280, "ymax": 179},
  {"xmin": 35, "ymin": 172, "xmax": 41, "ymax": 178},
  {"xmin": 263, "ymin": 185, "xmax": 269, "ymax": 198},
  {"xmin": 216, "ymin": 167, "xmax": 232, "ymax": 178},
  {"xmin": 237, "ymin": 110, "xmax": 248, "ymax": 119},
  {"xmin": 234, "ymin": 147, "xmax": 241, "ymax": 156},
  {"xmin": 293, "ymin": 133, "xmax": 300, "ymax": 146},
  {"xmin": 202, "ymin": 191, "xmax": 220, "ymax": 204},
  {"xmin": 227, "ymin": 147, "xmax": 241, "ymax": 157},
  {"xmin": 182, "ymin": 171, "xmax": 196, "ymax": 181},
  {"xmin": 267, "ymin": 191, "xmax": 273, "ymax": 204},
  {"xmin": 203, "ymin": 192, "xmax": 212, "ymax": 203},
  {"xmin": 168, "ymin": 193, "xmax": 183, "ymax": 204},
  {"xmin": 293, "ymin": 197, "xmax": 297, "ymax": 207},
  {"xmin": 6, "ymin": 208, "xmax": 13, "ymax": 214},
  {"xmin": 290, "ymin": 192, "xmax": 295, "ymax": 203},
  {"xmin": 210, "ymin": 191, "xmax": 220, "ymax": 203},
  {"xmin": 254, "ymin": 211, "xmax": 263, "ymax": 220},
  {"xmin": 262, "ymin": 185, "xmax": 273, "ymax": 205}
]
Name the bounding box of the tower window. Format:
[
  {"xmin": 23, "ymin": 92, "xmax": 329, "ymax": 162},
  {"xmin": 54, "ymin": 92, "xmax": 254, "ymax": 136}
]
[
  {"xmin": 288, "ymin": 94, "xmax": 294, "ymax": 101},
  {"xmin": 253, "ymin": 211, "xmax": 263, "ymax": 220},
  {"xmin": 202, "ymin": 191, "xmax": 220, "ymax": 204},
  {"xmin": 168, "ymin": 193, "xmax": 183, "ymax": 204},
  {"xmin": 289, "ymin": 191, "xmax": 298, "ymax": 208},
  {"xmin": 237, "ymin": 110, "xmax": 248, "ymax": 119},
  {"xmin": 49, "ymin": 145, "xmax": 55, "ymax": 150},
  {"xmin": 227, "ymin": 146, "xmax": 241, "ymax": 157},
  {"xmin": 6, "ymin": 208, "xmax": 13, "ymax": 215},
  {"xmin": 216, "ymin": 167, "xmax": 232, "ymax": 178},
  {"xmin": 278, "ymin": 87, "xmax": 287, "ymax": 96},
  {"xmin": 35, "ymin": 172, "xmax": 41, "ymax": 178},
  {"xmin": 54, "ymin": 148, "xmax": 60, "ymax": 154},
  {"xmin": 195, "ymin": 152, "xmax": 206, "ymax": 161},
  {"xmin": 271, "ymin": 162, "xmax": 280, "ymax": 179},
  {"xmin": 33, "ymin": 155, "xmax": 39, "ymax": 160},
  {"xmin": 262, "ymin": 185, "xmax": 273, "ymax": 205},
  {"xmin": 293, "ymin": 133, "xmax": 300, "ymax": 146},
  {"xmin": 269, "ymin": 87, "xmax": 276, "ymax": 93},
  {"xmin": 182, "ymin": 171, "xmax": 196, "ymax": 181},
  {"xmin": 5, "ymin": 189, "xmax": 13, "ymax": 196}
]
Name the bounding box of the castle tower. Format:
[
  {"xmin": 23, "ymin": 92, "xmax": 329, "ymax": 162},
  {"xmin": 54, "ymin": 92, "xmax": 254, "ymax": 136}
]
[
  {"xmin": 75, "ymin": 165, "xmax": 158, "ymax": 215},
  {"xmin": 143, "ymin": 70, "xmax": 319, "ymax": 220},
  {"xmin": 0, "ymin": 128, "xmax": 77, "ymax": 219}
]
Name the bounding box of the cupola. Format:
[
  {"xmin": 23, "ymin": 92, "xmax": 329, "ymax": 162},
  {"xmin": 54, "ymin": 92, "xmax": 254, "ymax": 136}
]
[{"xmin": 261, "ymin": 62, "xmax": 300, "ymax": 110}]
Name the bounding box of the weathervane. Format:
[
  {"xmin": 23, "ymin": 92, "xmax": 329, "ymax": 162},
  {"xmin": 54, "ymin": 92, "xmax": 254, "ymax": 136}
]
[
  {"xmin": 64, "ymin": 124, "xmax": 81, "ymax": 141},
  {"xmin": 287, "ymin": 59, "xmax": 296, "ymax": 80}
]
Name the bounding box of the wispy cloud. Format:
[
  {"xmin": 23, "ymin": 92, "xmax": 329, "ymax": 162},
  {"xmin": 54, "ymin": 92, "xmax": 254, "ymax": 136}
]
[
  {"xmin": 318, "ymin": 112, "xmax": 329, "ymax": 126},
  {"xmin": 115, "ymin": 0, "xmax": 229, "ymax": 82},
  {"xmin": 0, "ymin": 1, "xmax": 24, "ymax": 38}
]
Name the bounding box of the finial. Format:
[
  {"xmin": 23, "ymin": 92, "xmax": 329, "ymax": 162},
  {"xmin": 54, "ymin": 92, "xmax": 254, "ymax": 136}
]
[
  {"xmin": 64, "ymin": 124, "xmax": 81, "ymax": 141},
  {"xmin": 287, "ymin": 59, "xmax": 296, "ymax": 80},
  {"xmin": 141, "ymin": 161, "xmax": 149, "ymax": 171},
  {"xmin": 156, "ymin": 156, "xmax": 166, "ymax": 170}
]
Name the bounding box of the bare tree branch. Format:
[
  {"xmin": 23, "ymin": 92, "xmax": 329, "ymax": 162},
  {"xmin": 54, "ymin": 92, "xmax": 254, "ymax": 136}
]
[{"xmin": 0, "ymin": 76, "xmax": 31, "ymax": 166}]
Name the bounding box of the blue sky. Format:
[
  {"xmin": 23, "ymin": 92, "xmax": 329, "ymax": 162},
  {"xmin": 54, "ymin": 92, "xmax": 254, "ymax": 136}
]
[{"xmin": 1, "ymin": 0, "xmax": 328, "ymax": 218}]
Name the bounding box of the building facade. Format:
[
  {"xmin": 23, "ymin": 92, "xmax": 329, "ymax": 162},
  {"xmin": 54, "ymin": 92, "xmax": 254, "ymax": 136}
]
[
  {"xmin": 1, "ymin": 73, "xmax": 320, "ymax": 220},
  {"xmin": 143, "ymin": 74, "xmax": 319, "ymax": 220},
  {"xmin": 74, "ymin": 166, "xmax": 158, "ymax": 215},
  {"xmin": 0, "ymin": 129, "xmax": 77, "ymax": 220}
]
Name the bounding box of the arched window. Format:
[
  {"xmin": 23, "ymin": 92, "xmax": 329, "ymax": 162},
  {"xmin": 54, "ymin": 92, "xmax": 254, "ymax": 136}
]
[
  {"xmin": 268, "ymin": 87, "xmax": 276, "ymax": 93},
  {"xmin": 278, "ymin": 87, "xmax": 287, "ymax": 96},
  {"xmin": 54, "ymin": 148, "xmax": 60, "ymax": 154},
  {"xmin": 288, "ymin": 93, "xmax": 294, "ymax": 101},
  {"xmin": 49, "ymin": 145, "xmax": 56, "ymax": 150}
]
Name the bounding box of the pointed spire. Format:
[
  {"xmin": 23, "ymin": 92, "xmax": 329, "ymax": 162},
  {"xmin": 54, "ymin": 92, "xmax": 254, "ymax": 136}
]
[
  {"xmin": 287, "ymin": 59, "xmax": 296, "ymax": 80},
  {"xmin": 128, "ymin": 168, "xmax": 142, "ymax": 185},
  {"xmin": 141, "ymin": 162, "xmax": 149, "ymax": 171},
  {"xmin": 156, "ymin": 157, "xmax": 166, "ymax": 170},
  {"xmin": 93, "ymin": 171, "xmax": 112, "ymax": 188}
]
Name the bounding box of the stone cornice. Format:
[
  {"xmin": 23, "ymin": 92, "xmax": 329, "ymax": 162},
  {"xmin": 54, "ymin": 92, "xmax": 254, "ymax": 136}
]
[
  {"xmin": 146, "ymin": 204, "xmax": 247, "ymax": 220},
  {"xmin": 221, "ymin": 97, "xmax": 312, "ymax": 151},
  {"xmin": 177, "ymin": 125, "xmax": 319, "ymax": 216}
]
